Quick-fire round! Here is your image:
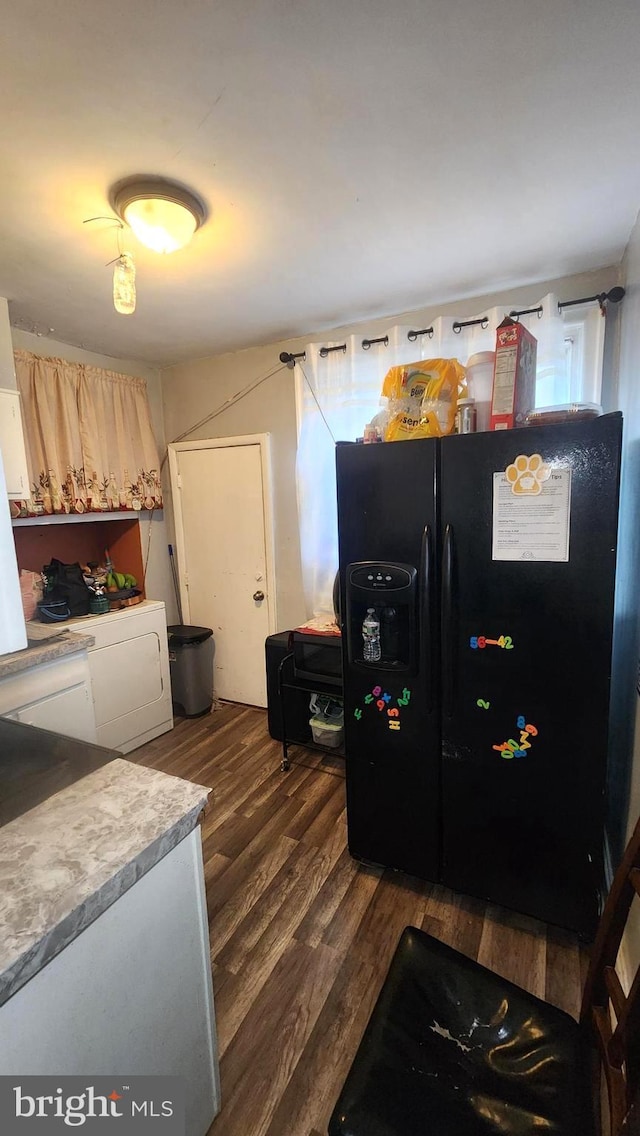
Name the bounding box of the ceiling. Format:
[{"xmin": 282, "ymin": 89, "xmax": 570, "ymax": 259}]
[{"xmin": 1, "ymin": 0, "xmax": 640, "ymax": 366}]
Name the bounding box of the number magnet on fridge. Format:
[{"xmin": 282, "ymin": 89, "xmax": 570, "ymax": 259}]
[{"xmin": 493, "ymin": 715, "xmax": 539, "ymax": 759}]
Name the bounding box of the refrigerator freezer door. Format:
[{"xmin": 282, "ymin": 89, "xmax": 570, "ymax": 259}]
[
  {"xmin": 336, "ymin": 438, "xmax": 440, "ymax": 880},
  {"xmin": 439, "ymin": 414, "xmax": 622, "ymax": 935}
]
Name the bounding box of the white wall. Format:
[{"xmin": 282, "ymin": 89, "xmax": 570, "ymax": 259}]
[
  {"xmin": 161, "ymin": 266, "xmax": 619, "ymax": 632},
  {"xmin": 611, "ymin": 210, "xmax": 640, "ymax": 988},
  {"xmin": 617, "ymin": 223, "xmax": 640, "ymax": 840},
  {"xmin": 10, "ymin": 329, "xmax": 177, "ymax": 621},
  {"xmin": 161, "ymin": 341, "xmax": 306, "ymax": 631},
  {"xmin": 0, "ymin": 299, "xmax": 17, "ymax": 390}
]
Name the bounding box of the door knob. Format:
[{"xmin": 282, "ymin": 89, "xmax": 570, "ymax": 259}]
[{"xmin": 253, "ymin": 590, "xmax": 265, "ymax": 602}]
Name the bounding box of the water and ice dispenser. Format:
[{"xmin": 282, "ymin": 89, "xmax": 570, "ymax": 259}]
[{"xmin": 346, "ymin": 562, "xmax": 417, "ymax": 673}]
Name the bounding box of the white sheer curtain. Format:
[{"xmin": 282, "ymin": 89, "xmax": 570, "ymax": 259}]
[
  {"xmin": 295, "ymin": 293, "xmax": 589, "ymax": 617},
  {"xmin": 295, "ymin": 327, "xmax": 438, "ymax": 616},
  {"xmin": 294, "ymin": 336, "xmax": 378, "ymax": 620}
]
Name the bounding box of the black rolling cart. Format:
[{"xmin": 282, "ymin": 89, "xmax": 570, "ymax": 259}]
[{"xmin": 265, "ymin": 632, "xmax": 344, "ymax": 772}]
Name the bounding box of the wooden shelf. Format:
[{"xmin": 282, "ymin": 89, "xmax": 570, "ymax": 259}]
[
  {"xmin": 13, "ymin": 517, "xmax": 147, "ymax": 601},
  {"xmin": 12, "ymin": 510, "xmax": 161, "ymax": 526}
]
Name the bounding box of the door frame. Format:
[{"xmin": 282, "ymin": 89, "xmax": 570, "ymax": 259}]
[{"xmin": 168, "ymin": 433, "xmax": 278, "ymax": 639}]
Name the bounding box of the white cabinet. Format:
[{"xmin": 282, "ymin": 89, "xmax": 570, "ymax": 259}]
[
  {"xmin": 54, "ymin": 601, "xmax": 173, "ymax": 753},
  {"xmin": 0, "ymin": 651, "xmax": 96, "ymax": 743},
  {"xmin": 0, "ymin": 828, "xmax": 220, "ymax": 1135},
  {"xmin": 0, "ymin": 388, "xmax": 29, "ymax": 500},
  {"xmin": 15, "ymin": 683, "xmax": 96, "ymax": 738},
  {"xmin": 0, "ymin": 430, "xmax": 27, "ymax": 656}
]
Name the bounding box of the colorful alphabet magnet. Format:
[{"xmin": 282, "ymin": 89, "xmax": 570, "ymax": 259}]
[{"xmin": 354, "ymin": 685, "xmax": 411, "ymax": 731}]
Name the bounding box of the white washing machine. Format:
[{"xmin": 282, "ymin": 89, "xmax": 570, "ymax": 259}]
[{"xmin": 36, "ymin": 600, "xmax": 173, "ymax": 753}]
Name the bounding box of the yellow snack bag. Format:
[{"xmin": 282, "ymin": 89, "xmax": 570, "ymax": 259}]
[{"xmin": 382, "ymin": 359, "xmax": 467, "ymax": 441}]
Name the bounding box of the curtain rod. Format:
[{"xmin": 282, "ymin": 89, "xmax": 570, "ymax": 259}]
[
  {"xmin": 510, "ymin": 286, "xmax": 626, "ymax": 321},
  {"xmin": 278, "ymin": 286, "xmax": 625, "ymax": 366}
]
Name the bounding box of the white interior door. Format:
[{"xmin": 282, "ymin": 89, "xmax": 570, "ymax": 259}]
[{"xmin": 170, "ymin": 437, "xmax": 275, "ymax": 707}]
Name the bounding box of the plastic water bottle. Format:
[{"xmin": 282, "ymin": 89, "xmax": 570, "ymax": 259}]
[{"xmin": 362, "ymin": 608, "xmax": 381, "ymax": 663}]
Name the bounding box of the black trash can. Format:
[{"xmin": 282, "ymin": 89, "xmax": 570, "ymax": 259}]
[{"xmin": 167, "ymin": 625, "xmax": 215, "ymax": 717}]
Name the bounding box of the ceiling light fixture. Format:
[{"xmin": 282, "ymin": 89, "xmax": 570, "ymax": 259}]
[{"xmin": 110, "ymin": 176, "xmax": 207, "ymax": 254}]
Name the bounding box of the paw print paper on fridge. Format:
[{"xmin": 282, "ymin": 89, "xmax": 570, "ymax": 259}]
[
  {"xmin": 505, "ymin": 453, "xmax": 550, "ymax": 495},
  {"xmin": 492, "ymin": 454, "xmax": 572, "ymax": 563}
]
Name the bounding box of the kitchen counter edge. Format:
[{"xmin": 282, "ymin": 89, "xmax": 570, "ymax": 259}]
[{"xmin": 0, "ymin": 630, "xmax": 96, "ymax": 680}]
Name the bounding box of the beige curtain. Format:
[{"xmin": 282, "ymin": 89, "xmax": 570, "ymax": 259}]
[{"xmin": 12, "ymin": 350, "xmax": 162, "ymax": 517}]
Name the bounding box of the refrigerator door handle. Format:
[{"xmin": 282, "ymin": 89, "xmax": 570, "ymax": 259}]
[
  {"xmin": 420, "ymin": 524, "xmax": 434, "ymax": 711},
  {"xmin": 442, "ymin": 523, "xmax": 455, "ymax": 719}
]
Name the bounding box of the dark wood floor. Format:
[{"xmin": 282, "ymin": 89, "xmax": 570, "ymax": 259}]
[{"xmin": 132, "ymin": 703, "xmax": 589, "ymax": 1136}]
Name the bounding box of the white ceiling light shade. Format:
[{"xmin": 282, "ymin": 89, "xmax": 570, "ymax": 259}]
[{"xmin": 110, "ymin": 177, "xmax": 207, "ymax": 254}]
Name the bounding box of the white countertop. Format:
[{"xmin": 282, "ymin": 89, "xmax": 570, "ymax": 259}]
[{"xmin": 0, "ymin": 758, "xmax": 210, "ymax": 1006}]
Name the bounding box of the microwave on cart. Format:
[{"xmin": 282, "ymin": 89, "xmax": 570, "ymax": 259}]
[{"xmin": 291, "ymin": 630, "xmax": 342, "ymax": 688}]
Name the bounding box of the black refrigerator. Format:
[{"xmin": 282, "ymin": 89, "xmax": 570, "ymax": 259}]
[{"xmin": 336, "ymin": 413, "xmax": 622, "ymax": 936}]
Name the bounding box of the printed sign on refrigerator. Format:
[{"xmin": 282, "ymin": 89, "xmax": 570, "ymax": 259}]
[{"xmin": 492, "ymin": 459, "xmax": 571, "ymax": 562}]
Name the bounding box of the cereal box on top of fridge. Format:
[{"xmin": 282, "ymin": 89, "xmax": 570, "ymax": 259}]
[{"xmin": 490, "ymin": 316, "xmax": 537, "ymax": 430}]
